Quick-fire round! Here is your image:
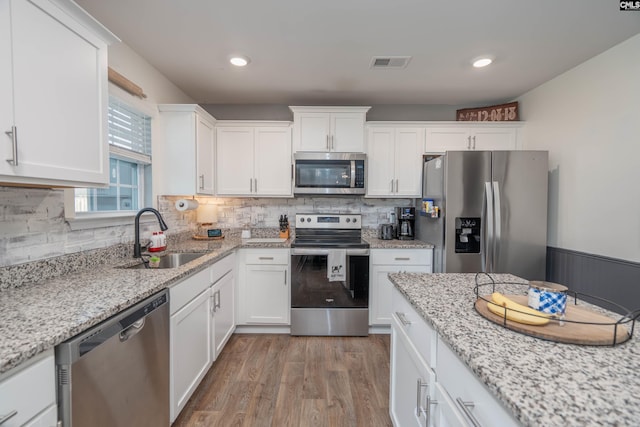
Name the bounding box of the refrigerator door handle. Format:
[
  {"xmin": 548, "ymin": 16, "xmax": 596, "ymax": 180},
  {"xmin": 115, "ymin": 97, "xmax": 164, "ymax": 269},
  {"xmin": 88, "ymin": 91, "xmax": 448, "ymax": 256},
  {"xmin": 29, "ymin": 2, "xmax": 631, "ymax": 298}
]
[
  {"xmin": 484, "ymin": 182, "xmax": 494, "ymax": 273},
  {"xmin": 493, "ymin": 181, "xmax": 502, "ymax": 272}
]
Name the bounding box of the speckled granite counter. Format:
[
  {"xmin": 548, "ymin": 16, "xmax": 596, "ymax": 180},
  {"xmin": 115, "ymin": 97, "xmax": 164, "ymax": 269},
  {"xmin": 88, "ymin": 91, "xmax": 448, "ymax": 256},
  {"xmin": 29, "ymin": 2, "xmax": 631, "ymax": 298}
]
[
  {"xmin": 388, "ymin": 272, "xmax": 639, "ymax": 427},
  {"xmin": 0, "ymin": 235, "xmax": 292, "ymax": 375}
]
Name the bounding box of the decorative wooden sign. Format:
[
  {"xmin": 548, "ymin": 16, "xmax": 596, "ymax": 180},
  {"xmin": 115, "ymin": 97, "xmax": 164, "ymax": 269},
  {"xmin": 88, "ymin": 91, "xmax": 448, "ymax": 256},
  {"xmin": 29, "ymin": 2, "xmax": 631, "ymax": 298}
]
[{"xmin": 456, "ymin": 101, "xmax": 519, "ymax": 122}]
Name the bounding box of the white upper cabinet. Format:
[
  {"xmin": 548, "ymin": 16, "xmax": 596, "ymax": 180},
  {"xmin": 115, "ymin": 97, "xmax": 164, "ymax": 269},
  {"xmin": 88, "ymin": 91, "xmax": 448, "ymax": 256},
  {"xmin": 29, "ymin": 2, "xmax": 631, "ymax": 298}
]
[
  {"xmin": 366, "ymin": 125, "xmax": 424, "ymax": 197},
  {"xmin": 0, "ymin": 0, "xmax": 117, "ymax": 187},
  {"xmin": 216, "ymin": 122, "xmax": 292, "ymax": 197},
  {"xmin": 158, "ymin": 104, "xmax": 216, "ymax": 195},
  {"xmin": 425, "ymin": 122, "xmax": 523, "ymax": 153},
  {"xmin": 290, "ymin": 106, "xmax": 370, "ymax": 153}
]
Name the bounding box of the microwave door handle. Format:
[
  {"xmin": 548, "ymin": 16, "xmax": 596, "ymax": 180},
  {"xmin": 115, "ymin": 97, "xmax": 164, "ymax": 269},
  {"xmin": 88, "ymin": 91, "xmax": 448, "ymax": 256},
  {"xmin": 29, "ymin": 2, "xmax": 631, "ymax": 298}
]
[{"xmin": 350, "ymin": 161, "xmax": 356, "ymax": 188}]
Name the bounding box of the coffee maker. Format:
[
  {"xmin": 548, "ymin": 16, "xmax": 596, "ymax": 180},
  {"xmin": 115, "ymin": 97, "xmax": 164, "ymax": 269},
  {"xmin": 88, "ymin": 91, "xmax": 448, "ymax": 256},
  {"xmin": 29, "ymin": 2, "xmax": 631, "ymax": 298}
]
[{"xmin": 395, "ymin": 207, "xmax": 415, "ymax": 240}]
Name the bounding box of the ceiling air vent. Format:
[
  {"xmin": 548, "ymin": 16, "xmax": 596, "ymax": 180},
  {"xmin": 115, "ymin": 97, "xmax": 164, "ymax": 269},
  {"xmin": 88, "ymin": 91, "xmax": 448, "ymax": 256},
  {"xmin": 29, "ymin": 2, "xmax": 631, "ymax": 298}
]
[{"xmin": 370, "ymin": 56, "xmax": 412, "ymax": 69}]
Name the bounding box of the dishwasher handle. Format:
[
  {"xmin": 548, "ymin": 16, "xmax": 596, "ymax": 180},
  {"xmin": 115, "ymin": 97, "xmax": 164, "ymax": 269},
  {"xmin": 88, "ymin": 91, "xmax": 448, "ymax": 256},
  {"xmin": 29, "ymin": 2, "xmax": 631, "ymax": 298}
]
[{"xmin": 119, "ymin": 319, "xmax": 146, "ymax": 342}]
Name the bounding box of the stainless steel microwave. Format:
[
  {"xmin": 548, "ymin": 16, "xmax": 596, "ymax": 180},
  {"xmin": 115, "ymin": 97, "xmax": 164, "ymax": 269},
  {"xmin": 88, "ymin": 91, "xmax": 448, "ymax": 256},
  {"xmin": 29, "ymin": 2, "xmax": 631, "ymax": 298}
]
[{"xmin": 293, "ymin": 152, "xmax": 366, "ymax": 195}]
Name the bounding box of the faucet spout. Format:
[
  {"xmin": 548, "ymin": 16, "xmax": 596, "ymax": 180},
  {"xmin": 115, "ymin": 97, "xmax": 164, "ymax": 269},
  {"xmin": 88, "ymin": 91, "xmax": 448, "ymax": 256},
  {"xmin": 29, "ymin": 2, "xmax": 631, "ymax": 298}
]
[{"xmin": 134, "ymin": 208, "xmax": 169, "ymax": 258}]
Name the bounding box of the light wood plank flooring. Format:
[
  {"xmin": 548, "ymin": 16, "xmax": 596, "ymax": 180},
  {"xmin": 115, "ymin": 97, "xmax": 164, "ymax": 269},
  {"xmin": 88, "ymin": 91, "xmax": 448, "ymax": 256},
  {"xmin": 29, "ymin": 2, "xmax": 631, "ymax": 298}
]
[{"xmin": 173, "ymin": 334, "xmax": 392, "ymax": 427}]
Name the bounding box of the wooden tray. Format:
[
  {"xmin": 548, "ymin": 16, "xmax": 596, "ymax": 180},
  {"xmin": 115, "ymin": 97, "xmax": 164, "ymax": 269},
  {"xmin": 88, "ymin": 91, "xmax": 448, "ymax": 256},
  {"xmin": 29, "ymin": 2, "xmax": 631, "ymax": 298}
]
[{"xmin": 475, "ymin": 294, "xmax": 631, "ymax": 346}]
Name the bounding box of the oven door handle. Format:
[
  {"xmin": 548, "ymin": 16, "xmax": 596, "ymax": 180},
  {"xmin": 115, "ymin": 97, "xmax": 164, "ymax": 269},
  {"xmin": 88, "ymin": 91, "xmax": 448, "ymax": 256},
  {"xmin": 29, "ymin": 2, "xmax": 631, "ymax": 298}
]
[{"xmin": 290, "ymin": 248, "xmax": 370, "ymax": 256}]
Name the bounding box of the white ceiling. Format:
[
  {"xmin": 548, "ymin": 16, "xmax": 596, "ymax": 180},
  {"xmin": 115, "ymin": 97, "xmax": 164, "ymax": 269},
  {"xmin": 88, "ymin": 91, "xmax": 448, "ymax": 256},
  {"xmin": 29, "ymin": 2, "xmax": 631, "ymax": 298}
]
[{"xmin": 76, "ymin": 0, "xmax": 640, "ymax": 106}]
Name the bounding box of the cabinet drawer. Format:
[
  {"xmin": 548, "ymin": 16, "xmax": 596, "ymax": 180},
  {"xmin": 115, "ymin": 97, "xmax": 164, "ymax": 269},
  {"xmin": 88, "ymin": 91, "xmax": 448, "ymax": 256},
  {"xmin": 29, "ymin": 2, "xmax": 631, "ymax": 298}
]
[
  {"xmin": 170, "ymin": 268, "xmax": 211, "ymax": 315},
  {"xmin": 0, "ymin": 350, "xmax": 55, "ymax": 427},
  {"xmin": 211, "ymin": 253, "xmax": 235, "ymax": 283},
  {"xmin": 437, "ymin": 337, "xmax": 519, "ymax": 427},
  {"xmin": 371, "ymin": 249, "xmax": 432, "ymax": 266},
  {"xmin": 391, "ymin": 287, "xmax": 437, "ymax": 369},
  {"xmin": 244, "ymin": 250, "xmax": 289, "ymax": 265}
]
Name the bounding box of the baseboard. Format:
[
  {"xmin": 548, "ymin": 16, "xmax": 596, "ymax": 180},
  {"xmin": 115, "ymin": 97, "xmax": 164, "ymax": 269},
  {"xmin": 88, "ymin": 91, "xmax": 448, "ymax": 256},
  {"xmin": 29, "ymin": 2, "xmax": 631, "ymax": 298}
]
[
  {"xmin": 234, "ymin": 325, "xmax": 291, "ymax": 334},
  {"xmin": 369, "ymin": 325, "xmax": 391, "ymax": 334}
]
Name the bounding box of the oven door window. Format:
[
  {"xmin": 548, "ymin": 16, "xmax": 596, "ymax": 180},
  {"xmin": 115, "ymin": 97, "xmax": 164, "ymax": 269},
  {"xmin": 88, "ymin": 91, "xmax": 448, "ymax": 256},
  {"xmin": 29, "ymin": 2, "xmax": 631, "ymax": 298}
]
[
  {"xmin": 295, "ymin": 160, "xmax": 352, "ymax": 188},
  {"xmin": 291, "ymin": 254, "xmax": 369, "ymax": 308}
]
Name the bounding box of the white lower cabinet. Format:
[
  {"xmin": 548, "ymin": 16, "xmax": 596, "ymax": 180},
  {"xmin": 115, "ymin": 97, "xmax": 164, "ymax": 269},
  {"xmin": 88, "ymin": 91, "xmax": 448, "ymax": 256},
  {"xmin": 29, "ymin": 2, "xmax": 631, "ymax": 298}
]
[
  {"xmin": 170, "ymin": 268, "xmax": 212, "ymax": 423},
  {"xmin": 169, "ymin": 254, "xmax": 236, "ymax": 422},
  {"xmin": 210, "ymin": 254, "xmax": 236, "ymax": 359},
  {"xmin": 390, "ymin": 312, "xmax": 436, "ymax": 427},
  {"xmin": 237, "ymin": 249, "xmax": 290, "ymax": 325},
  {"xmin": 435, "ymin": 337, "xmax": 519, "ymax": 427},
  {"xmin": 390, "ymin": 287, "xmax": 519, "ymax": 427},
  {"xmin": 370, "ymin": 249, "xmax": 432, "ymax": 325},
  {"xmin": 0, "ymin": 350, "xmax": 56, "ymax": 427}
]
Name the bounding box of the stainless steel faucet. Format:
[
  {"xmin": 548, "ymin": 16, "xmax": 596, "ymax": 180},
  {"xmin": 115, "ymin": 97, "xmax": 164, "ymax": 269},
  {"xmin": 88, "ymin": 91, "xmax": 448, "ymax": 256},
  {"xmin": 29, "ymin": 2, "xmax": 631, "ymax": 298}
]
[{"xmin": 134, "ymin": 208, "xmax": 169, "ymax": 258}]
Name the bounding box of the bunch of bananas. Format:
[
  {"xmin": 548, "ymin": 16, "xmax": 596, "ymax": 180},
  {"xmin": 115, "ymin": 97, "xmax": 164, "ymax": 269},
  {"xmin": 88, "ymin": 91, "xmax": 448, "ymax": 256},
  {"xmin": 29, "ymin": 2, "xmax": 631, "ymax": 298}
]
[{"xmin": 486, "ymin": 292, "xmax": 551, "ymax": 326}]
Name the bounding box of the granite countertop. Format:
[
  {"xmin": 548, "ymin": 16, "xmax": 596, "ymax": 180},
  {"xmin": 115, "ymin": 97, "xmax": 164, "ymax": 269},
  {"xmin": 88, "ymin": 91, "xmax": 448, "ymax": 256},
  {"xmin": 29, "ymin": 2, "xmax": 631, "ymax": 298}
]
[
  {"xmin": 0, "ymin": 231, "xmax": 432, "ymax": 376},
  {"xmin": 388, "ymin": 272, "xmax": 640, "ymax": 427}
]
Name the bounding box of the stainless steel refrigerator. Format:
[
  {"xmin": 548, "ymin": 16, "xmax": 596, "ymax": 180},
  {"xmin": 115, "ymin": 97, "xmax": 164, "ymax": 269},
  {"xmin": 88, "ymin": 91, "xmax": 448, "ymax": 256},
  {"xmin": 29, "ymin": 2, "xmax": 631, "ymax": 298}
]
[{"xmin": 416, "ymin": 151, "xmax": 548, "ymax": 280}]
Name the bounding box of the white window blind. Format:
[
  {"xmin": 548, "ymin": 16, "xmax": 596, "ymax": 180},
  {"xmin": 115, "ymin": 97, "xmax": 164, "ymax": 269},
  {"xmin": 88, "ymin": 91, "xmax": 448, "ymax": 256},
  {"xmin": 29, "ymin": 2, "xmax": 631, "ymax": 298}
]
[{"xmin": 108, "ymin": 95, "xmax": 152, "ymax": 157}]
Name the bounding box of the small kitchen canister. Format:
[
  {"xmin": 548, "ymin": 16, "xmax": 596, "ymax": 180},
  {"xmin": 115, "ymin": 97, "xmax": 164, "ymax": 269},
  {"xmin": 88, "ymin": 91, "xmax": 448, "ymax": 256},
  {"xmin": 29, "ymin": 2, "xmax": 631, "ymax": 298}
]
[{"xmin": 527, "ymin": 281, "xmax": 568, "ymax": 315}]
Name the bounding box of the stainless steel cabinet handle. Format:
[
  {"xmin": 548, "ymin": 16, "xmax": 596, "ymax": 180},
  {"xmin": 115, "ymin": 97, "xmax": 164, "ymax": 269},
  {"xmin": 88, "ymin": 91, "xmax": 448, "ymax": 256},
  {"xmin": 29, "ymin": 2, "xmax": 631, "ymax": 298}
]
[
  {"xmin": 215, "ymin": 290, "xmax": 221, "ymax": 310},
  {"xmin": 258, "ymin": 256, "xmax": 274, "ymax": 260},
  {"xmin": 394, "ymin": 257, "xmax": 410, "ymax": 261},
  {"xmin": 331, "ymin": 135, "xmax": 335, "ymax": 150},
  {"xmin": 0, "ymin": 410, "xmax": 18, "ymax": 425},
  {"xmin": 467, "ymin": 135, "xmax": 471, "ymax": 150},
  {"xmin": 254, "ymin": 178, "xmax": 257, "ymax": 193},
  {"xmin": 199, "ymin": 174, "xmax": 205, "ymax": 189},
  {"xmin": 472, "ymin": 135, "xmax": 476, "ymax": 149},
  {"xmin": 250, "ymin": 178, "xmax": 253, "ymax": 192},
  {"xmin": 391, "ymin": 179, "xmax": 394, "ymax": 192},
  {"xmin": 456, "ymin": 397, "xmax": 482, "ymax": 427},
  {"xmin": 326, "ymin": 135, "xmax": 330, "ymax": 150},
  {"xmin": 416, "ymin": 378, "xmax": 428, "ymax": 417},
  {"xmin": 5, "ymin": 126, "xmax": 17, "ymax": 166},
  {"xmin": 395, "ymin": 312, "xmax": 411, "ymax": 326},
  {"xmin": 395, "ymin": 179, "xmax": 399, "ymax": 193},
  {"xmin": 211, "ymin": 293, "xmax": 216, "ymax": 314},
  {"xmin": 284, "ymin": 271, "xmax": 287, "ymax": 285}
]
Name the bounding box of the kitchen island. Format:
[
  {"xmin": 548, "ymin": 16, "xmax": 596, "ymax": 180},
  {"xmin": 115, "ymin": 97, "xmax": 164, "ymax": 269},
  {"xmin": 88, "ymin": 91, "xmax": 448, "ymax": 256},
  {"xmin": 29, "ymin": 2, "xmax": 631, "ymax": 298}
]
[{"xmin": 388, "ymin": 272, "xmax": 639, "ymax": 427}]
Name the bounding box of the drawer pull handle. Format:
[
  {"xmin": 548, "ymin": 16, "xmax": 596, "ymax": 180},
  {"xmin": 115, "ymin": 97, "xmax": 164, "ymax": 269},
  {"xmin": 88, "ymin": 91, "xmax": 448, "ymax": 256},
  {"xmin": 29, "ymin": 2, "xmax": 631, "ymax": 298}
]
[
  {"xmin": 396, "ymin": 312, "xmax": 411, "ymax": 326},
  {"xmin": 5, "ymin": 126, "xmax": 18, "ymax": 166},
  {"xmin": 0, "ymin": 410, "xmax": 18, "ymax": 425},
  {"xmin": 394, "ymin": 257, "xmax": 410, "ymax": 261},
  {"xmin": 456, "ymin": 397, "xmax": 482, "ymax": 427},
  {"xmin": 258, "ymin": 257, "xmax": 274, "ymax": 260}
]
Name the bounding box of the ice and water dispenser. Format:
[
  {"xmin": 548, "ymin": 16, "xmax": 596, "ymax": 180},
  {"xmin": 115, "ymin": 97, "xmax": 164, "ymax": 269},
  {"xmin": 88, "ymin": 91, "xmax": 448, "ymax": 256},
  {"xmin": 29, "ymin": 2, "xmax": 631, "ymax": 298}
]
[{"xmin": 455, "ymin": 217, "xmax": 481, "ymax": 253}]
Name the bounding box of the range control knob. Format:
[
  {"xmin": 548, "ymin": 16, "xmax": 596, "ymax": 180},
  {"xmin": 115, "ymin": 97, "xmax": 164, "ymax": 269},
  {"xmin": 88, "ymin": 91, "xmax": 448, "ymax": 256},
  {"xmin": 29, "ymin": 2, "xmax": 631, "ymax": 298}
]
[
  {"xmin": 352, "ymin": 217, "xmax": 358, "ymax": 223},
  {"xmin": 346, "ymin": 218, "xmax": 351, "ymax": 223},
  {"xmin": 300, "ymin": 217, "xmax": 304, "ymax": 223},
  {"xmin": 306, "ymin": 217, "xmax": 311, "ymax": 222}
]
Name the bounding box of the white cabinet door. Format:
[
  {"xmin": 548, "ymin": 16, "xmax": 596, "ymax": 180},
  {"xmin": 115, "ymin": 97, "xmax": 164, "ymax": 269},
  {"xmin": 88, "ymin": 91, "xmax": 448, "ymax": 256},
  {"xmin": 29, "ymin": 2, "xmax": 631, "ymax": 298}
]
[
  {"xmin": 436, "ymin": 337, "xmax": 519, "ymax": 427},
  {"xmin": 393, "ymin": 128, "xmax": 424, "ymax": 197},
  {"xmin": 0, "ymin": 0, "xmax": 110, "ymax": 186},
  {"xmin": 371, "ymin": 265, "xmax": 430, "ymax": 325},
  {"xmin": 196, "ymin": 114, "xmax": 215, "ymax": 194},
  {"xmin": 366, "ymin": 127, "xmax": 396, "ymax": 196},
  {"xmin": 158, "ymin": 105, "xmax": 217, "ymax": 195},
  {"xmin": 425, "ymin": 127, "xmax": 471, "ymax": 153},
  {"xmin": 472, "ymin": 127, "xmax": 518, "ymax": 150},
  {"xmin": 0, "ymin": 1, "xmax": 12, "ymax": 157},
  {"xmin": 170, "ymin": 289, "xmax": 212, "ymax": 422},
  {"xmin": 243, "ymin": 264, "xmax": 289, "ymax": 324},
  {"xmin": 366, "ymin": 126, "xmax": 423, "ymax": 197},
  {"xmin": 295, "ymin": 113, "xmax": 331, "ymax": 151},
  {"xmin": 390, "ymin": 313, "xmax": 436, "ymax": 427},
  {"xmin": 291, "ymin": 107, "xmax": 369, "ymax": 153},
  {"xmin": 22, "ymin": 404, "xmax": 57, "ymax": 427},
  {"xmin": 212, "ymin": 271, "xmax": 235, "ymax": 359},
  {"xmin": 332, "ymin": 112, "xmax": 366, "ymax": 152},
  {"xmin": 254, "ymin": 126, "xmax": 292, "ymax": 196},
  {"xmin": 0, "ymin": 350, "xmax": 56, "ymax": 427},
  {"xmin": 216, "ymin": 127, "xmax": 254, "ymax": 195}
]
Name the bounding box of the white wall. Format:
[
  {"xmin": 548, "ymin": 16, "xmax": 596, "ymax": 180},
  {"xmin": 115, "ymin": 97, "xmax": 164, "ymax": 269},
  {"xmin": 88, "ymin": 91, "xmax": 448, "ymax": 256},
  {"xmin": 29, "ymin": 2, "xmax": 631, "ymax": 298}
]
[{"xmin": 518, "ymin": 34, "xmax": 640, "ymax": 263}]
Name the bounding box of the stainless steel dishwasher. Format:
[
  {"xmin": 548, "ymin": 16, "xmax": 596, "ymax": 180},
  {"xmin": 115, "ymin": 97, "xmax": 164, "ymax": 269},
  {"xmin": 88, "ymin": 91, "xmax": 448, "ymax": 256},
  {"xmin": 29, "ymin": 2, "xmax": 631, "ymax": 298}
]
[{"xmin": 55, "ymin": 290, "xmax": 170, "ymax": 427}]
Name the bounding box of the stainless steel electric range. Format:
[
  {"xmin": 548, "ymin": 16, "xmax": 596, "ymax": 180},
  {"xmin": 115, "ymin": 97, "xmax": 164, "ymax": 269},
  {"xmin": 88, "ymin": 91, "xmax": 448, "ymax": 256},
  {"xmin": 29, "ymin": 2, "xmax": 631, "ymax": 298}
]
[{"xmin": 290, "ymin": 213, "xmax": 370, "ymax": 336}]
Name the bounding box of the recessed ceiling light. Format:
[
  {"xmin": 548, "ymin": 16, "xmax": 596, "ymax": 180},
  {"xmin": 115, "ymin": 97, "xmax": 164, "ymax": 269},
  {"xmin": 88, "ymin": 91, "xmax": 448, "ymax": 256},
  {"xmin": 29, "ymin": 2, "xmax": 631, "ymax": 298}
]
[
  {"xmin": 230, "ymin": 55, "xmax": 250, "ymax": 67},
  {"xmin": 472, "ymin": 56, "xmax": 493, "ymax": 68}
]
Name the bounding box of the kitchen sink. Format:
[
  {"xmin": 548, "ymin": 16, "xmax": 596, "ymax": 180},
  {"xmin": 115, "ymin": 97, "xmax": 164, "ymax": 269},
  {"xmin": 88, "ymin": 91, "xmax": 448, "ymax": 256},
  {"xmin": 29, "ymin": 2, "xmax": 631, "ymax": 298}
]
[{"xmin": 126, "ymin": 252, "xmax": 207, "ymax": 269}]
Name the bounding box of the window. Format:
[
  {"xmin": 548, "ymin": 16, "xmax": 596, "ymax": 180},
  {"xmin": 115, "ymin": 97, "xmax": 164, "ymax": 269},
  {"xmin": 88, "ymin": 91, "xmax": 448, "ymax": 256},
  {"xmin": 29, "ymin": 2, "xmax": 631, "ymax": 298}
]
[{"xmin": 74, "ymin": 96, "xmax": 152, "ymax": 214}]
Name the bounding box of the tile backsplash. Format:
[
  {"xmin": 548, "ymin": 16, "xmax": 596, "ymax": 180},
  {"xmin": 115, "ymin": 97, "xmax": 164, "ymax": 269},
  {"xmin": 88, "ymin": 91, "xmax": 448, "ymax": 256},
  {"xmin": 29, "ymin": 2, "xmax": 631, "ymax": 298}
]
[{"xmin": 0, "ymin": 185, "xmax": 413, "ymax": 268}]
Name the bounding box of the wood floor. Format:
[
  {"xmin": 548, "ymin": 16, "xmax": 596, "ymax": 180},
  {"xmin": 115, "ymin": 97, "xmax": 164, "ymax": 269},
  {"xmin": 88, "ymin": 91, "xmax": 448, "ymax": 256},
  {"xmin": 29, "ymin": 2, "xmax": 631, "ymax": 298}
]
[{"xmin": 173, "ymin": 334, "xmax": 392, "ymax": 427}]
